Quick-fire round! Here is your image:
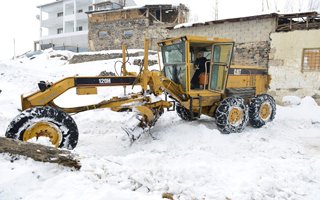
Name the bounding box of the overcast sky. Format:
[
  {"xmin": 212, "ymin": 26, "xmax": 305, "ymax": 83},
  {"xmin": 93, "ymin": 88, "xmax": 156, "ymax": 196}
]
[{"xmin": 0, "ymin": 0, "xmax": 318, "ymax": 60}]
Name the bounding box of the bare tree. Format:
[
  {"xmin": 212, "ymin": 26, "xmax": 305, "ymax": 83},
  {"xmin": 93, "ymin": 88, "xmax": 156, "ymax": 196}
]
[
  {"xmin": 308, "ymin": 0, "xmax": 320, "ymax": 11},
  {"xmin": 192, "ymin": 14, "xmax": 199, "ymax": 22},
  {"xmin": 273, "ymin": 0, "xmax": 279, "ymax": 12},
  {"xmin": 284, "ymin": 0, "xmax": 320, "ymax": 12},
  {"xmin": 298, "ymin": 0, "xmax": 303, "ymax": 11},
  {"xmin": 284, "ymin": 0, "xmax": 294, "ymax": 12}
]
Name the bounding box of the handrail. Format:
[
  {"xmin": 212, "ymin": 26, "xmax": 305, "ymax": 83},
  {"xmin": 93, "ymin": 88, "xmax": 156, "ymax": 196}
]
[{"xmin": 204, "ymin": 60, "xmax": 211, "ymax": 90}]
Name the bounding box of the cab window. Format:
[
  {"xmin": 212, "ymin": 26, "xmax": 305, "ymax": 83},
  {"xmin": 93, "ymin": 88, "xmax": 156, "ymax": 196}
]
[{"xmin": 161, "ymin": 42, "xmax": 187, "ymax": 90}]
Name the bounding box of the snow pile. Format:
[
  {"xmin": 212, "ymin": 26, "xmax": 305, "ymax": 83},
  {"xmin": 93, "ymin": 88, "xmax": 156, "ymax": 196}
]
[
  {"xmin": 282, "ymin": 95, "xmax": 302, "ymax": 106},
  {"xmin": 1, "ymin": 52, "xmax": 320, "ymax": 200}
]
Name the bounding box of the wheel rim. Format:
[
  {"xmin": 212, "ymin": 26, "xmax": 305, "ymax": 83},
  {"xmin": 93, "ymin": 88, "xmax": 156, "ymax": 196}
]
[
  {"xmin": 228, "ymin": 107, "xmax": 243, "ymax": 126},
  {"xmin": 23, "ymin": 122, "xmax": 62, "ymax": 147},
  {"xmin": 259, "ymin": 102, "xmax": 272, "ymax": 121}
]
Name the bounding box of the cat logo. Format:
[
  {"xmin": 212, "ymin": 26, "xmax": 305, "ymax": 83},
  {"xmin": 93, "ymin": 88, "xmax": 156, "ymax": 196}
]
[{"xmin": 234, "ymin": 69, "xmax": 242, "ymax": 75}]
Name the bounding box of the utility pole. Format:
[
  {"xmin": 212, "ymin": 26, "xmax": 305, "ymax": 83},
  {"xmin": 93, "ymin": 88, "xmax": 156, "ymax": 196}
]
[
  {"xmin": 13, "ymin": 38, "xmax": 16, "ymax": 60},
  {"xmin": 213, "ymin": 0, "xmax": 218, "ymax": 20},
  {"xmin": 266, "ymin": 0, "xmax": 270, "ymax": 11},
  {"xmin": 262, "ymin": 0, "xmax": 270, "ymax": 12}
]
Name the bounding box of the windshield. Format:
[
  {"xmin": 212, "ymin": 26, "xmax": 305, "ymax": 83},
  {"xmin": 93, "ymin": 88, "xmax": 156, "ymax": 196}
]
[
  {"xmin": 161, "ymin": 42, "xmax": 187, "ymax": 90},
  {"xmin": 161, "ymin": 42, "xmax": 186, "ymax": 65}
]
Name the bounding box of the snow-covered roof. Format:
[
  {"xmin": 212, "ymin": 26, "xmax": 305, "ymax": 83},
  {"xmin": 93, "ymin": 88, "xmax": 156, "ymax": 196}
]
[
  {"xmin": 134, "ymin": 0, "xmax": 182, "ymax": 7},
  {"xmin": 173, "ymin": 11, "xmax": 319, "ymax": 29}
]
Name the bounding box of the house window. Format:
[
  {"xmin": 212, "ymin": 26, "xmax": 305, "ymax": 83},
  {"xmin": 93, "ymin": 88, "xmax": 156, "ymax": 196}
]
[
  {"xmin": 57, "ymin": 28, "xmax": 63, "ymax": 34},
  {"xmin": 57, "ymin": 12, "xmax": 63, "ymax": 17},
  {"xmin": 156, "ymin": 10, "xmax": 161, "ymax": 20},
  {"xmin": 77, "ymin": 9, "xmax": 83, "ymax": 13},
  {"xmin": 123, "ymin": 30, "xmax": 133, "ymax": 39},
  {"xmin": 302, "ymin": 48, "xmax": 320, "ymax": 72},
  {"xmin": 88, "ymin": 5, "xmax": 93, "ymax": 11},
  {"xmin": 98, "ymin": 31, "xmax": 108, "ymax": 38},
  {"xmin": 77, "ymin": 26, "xmax": 83, "ymax": 31}
]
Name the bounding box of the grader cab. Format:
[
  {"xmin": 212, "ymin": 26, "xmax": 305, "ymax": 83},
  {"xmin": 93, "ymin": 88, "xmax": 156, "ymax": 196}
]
[{"xmin": 5, "ymin": 36, "xmax": 276, "ymax": 150}]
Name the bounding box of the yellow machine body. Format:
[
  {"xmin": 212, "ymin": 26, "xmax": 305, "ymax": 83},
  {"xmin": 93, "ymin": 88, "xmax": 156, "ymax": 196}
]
[{"xmin": 19, "ymin": 35, "xmax": 271, "ymax": 135}]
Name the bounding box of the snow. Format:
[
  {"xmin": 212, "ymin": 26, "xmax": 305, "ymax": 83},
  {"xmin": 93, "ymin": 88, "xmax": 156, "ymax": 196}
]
[
  {"xmin": 1, "ymin": 51, "xmax": 320, "ymax": 200},
  {"xmin": 174, "ymin": 21, "xmax": 205, "ymax": 29}
]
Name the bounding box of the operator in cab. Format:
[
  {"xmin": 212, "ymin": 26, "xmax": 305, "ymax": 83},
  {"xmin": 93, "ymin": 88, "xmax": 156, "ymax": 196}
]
[{"xmin": 191, "ymin": 51, "xmax": 207, "ymax": 89}]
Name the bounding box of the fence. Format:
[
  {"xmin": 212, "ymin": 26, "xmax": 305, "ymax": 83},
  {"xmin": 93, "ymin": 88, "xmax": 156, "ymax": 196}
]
[{"xmin": 40, "ymin": 43, "xmax": 88, "ymax": 53}]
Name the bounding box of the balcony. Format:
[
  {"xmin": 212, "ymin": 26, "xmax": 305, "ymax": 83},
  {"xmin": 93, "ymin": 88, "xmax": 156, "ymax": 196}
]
[{"xmin": 41, "ymin": 17, "xmax": 63, "ymax": 29}]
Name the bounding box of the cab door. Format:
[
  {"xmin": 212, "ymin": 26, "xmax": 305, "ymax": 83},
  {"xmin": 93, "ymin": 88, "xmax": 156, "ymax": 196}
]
[{"xmin": 209, "ymin": 43, "xmax": 234, "ymax": 93}]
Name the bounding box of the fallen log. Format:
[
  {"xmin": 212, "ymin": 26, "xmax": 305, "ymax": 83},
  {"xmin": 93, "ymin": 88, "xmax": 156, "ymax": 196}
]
[{"xmin": 0, "ymin": 137, "xmax": 81, "ymax": 169}]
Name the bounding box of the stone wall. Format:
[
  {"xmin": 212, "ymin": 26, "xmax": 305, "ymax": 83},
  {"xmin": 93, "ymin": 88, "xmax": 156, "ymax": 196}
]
[
  {"xmin": 233, "ymin": 41, "xmax": 270, "ymax": 67},
  {"xmin": 90, "ymin": 18, "xmax": 148, "ymax": 51},
  {"xmin": 90, "ymin": 18, "xmax": 172, "ymax": 51},
  {"xmin": 268, "ymin": 29, "xmax": 320, "ymax": 104},
  {"xmin": 69, "ymin": 51, "xmax": 155, "ymax": 64},
  {"xmin": 88, "ymin": 5, "xmax": 188, "ymax": 51},
  {"xmin": 169, "ymin": 17, "xmax": 276, "ymax": 67}
]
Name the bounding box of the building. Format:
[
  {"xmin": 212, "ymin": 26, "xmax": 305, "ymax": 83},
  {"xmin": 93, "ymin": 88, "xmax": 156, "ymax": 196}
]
[
  {"xmin": 87, "ymin": 3, "xmax": 189, "ymax": 51},
  {"xmin": 37, "ymin": 0, "xmax": 136, "ymax": 52},
  {"xmin": 169, "ymin": 12, "xmax": 320, "ymax": 103}
]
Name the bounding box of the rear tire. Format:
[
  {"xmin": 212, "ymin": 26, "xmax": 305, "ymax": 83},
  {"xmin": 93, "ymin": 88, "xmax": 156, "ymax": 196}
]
[
  {"xmin": 215, "ymin": 96, "xmax": 249, "ymax": 134},
  {"xmin": 6, "ymin": 106, "xmax": 79, "ymax": 150},
  {"xmin": 249, "ymin": 94, "xmax": 276, "ymax": 128},
  {"xmin": 176, "ymin": 103, "xmax": 197, "ymax": 121}
]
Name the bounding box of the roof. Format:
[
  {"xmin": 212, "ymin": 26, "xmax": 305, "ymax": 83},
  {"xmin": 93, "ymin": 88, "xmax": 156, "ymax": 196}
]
[
  {"xmin": 86, "ymin": 3, "xmax": 187, "ymax": 14},
  {"xmin": 173, "ymin": 11, "xmax": 319, "ymax": 29},
  {"xmin": 37, "ymin": 0, "xmax": 137, "ymax": 8},
  {"xmin": 37, "ymin": 0, "xmax": 63, "ymax": 8}
]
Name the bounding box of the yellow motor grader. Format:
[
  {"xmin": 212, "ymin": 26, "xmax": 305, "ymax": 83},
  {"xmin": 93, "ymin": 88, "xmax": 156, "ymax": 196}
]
[{"xmin": 5, "ymin": 36, "xmax": 276, "ymax": 149}]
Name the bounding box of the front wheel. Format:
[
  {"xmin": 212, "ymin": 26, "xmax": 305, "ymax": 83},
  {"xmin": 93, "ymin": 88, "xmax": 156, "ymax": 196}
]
[
  {"xmin": 5, "ymin": 106, "xmax": 79, "ymax": 150},
  {"xmin": 176, "ymin": 103, "xmax": 197, "ymax": 121},
  {"xmin": 215, "ymin": 96, "xmax": 249, "ymax": 134},
  {"xmin": 249, "ymin": 94, "xmax": 276, "ymax": 128}
]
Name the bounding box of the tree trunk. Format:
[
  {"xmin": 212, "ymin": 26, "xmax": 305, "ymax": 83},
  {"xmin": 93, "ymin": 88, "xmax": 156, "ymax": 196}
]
[{"xmin": 0, "ymin": 137, "xmax": 81, "ymax": 169}]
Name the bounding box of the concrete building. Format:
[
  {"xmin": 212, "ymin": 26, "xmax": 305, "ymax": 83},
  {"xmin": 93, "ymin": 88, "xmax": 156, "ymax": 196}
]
[
  {"xmin": 37, "ymin": 0, "xmax": 136, "ymax": 51},
  {"xmin": 87, "ymin": 3, "xmax": 189, "ymax": 51},
  {"xmin": 169, "ymin": 12, "xmax": 320, "ymax": 103}
]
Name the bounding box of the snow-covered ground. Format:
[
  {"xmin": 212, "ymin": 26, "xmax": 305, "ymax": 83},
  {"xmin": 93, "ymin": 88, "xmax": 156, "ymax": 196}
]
[{"xmin": 1, "ymin": 50, "xmax": 320, "ymax": 200}]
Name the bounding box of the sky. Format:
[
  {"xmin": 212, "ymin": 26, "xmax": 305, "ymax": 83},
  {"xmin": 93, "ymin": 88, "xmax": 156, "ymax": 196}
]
[{"xmin": 0, "ymin": 0, "xmax": 318, "ymax": 60}]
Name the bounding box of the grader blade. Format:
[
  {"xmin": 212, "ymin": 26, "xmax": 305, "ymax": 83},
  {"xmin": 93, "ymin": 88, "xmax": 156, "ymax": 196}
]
[{"xmin": 122, "ymin": 105, "xmax": 165, "ymax": 142}]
